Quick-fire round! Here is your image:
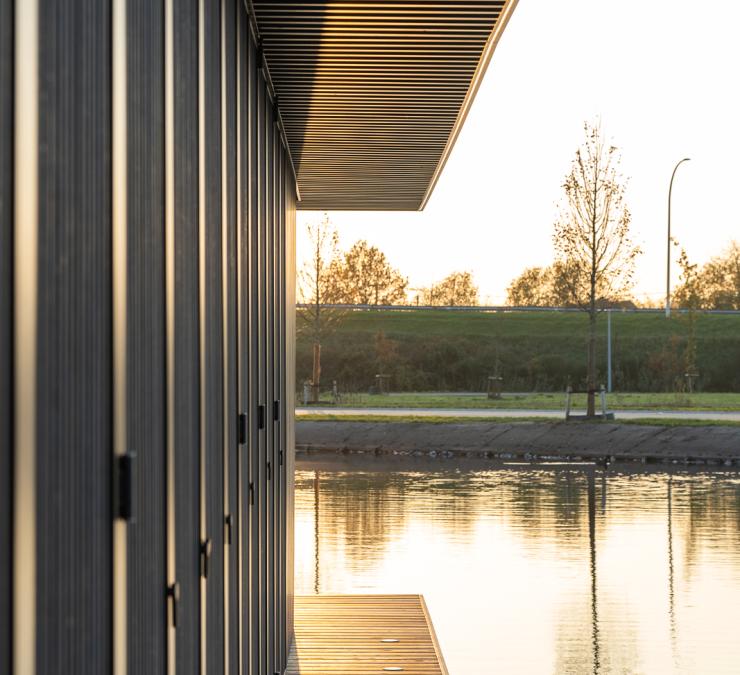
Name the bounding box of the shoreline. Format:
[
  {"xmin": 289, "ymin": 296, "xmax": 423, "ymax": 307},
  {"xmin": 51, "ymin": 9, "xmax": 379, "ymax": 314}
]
[{"xmin": 296, "ymin": 420, "xmax": 740, "ymax": 466}]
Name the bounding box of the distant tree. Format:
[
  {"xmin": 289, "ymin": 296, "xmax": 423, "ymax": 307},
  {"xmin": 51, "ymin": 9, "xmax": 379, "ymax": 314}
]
[
  {"xmin": 553, "ymin": 122, "xmax": 641, "ymax": 415},
  {"xmin": 691, "ymin": 241, "xmax": 740, "ymax": 310},
  {"xmin": 297, "ymin": 215, "xmax": 346, "ymax": 402},
  {"xmin": 329, "ymin": 240, "xmax": 408, "ymax": 305},
  {"xmin": 506, "ymin": 262, "xmax": 578, "ymax": 307},
  {"xmin": 506, "ymin": 266, "xmax": 552, "ymax": 306},
  {"xmin": 422, "ymin": 271, "xmax": 479, "ymax": 306}
]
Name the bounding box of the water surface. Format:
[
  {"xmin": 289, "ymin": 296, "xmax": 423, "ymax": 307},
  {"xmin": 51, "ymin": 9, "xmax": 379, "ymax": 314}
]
[{"xmin": 294, "ymin": 456, "xmax": 740, "ymax": 674}]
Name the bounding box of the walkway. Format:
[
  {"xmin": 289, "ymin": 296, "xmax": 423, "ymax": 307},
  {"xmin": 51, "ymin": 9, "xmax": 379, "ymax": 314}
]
[{"xmin": 286, "ymin": 595, "xmax": 448, "ymax": 674}]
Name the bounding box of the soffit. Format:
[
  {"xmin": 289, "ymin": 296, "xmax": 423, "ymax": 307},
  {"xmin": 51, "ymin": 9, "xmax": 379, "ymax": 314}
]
[{"xmin": 251, "ymin": 1, "xmax": 516, "ymax": 210}]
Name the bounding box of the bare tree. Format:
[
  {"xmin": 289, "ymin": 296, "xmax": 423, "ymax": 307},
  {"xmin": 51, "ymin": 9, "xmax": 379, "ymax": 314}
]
[
  {"xmin": 297, "ymin": 214, "xmax": 345, "ymax": 402},
  {"xmin": 675, "ymin": 244, "xmax": 700, "ymax": 391},
  {"xmin": 553, "ymin": 122, "xmax": 641, "ymax": 415}
]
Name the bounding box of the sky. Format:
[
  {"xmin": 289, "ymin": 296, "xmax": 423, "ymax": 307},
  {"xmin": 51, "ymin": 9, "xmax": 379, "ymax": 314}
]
[{"xmin": 296, "ymin": 0, "xmax": 740, "ymax": 305}]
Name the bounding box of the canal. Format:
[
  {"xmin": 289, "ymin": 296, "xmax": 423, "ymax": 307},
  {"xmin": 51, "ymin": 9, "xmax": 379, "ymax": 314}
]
[{"xmin": 295, "ymin": 456, "xmax": 740, "ymax": 674}]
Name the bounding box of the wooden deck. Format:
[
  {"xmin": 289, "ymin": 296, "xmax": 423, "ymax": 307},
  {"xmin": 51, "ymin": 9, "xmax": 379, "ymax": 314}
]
[{"xmin": 286, "ymin": 595, "xmax": 449, "ymax": 674}]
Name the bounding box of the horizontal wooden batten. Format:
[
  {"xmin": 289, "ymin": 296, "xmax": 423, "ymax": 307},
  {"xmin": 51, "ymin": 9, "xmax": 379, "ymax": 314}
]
[
  {"xmin": 286, "ymin": 595, "xmax": 448, "ymax": 674},
  {"xmin": 251, "ymin": 0, "xmax": 517, "ymax": 210}
]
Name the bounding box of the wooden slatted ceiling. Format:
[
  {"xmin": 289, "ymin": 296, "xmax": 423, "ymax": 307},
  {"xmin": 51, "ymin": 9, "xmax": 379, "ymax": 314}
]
[
  {"xmin": 251, "ymin": 1, "xmax": 516, "ymax": 211},
  {"xmin": 286, "ymin": 595, "xmax": 449, "ymax": 674}
]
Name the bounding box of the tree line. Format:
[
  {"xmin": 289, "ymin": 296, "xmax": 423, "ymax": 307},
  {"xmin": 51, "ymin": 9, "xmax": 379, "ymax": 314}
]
[
  {"xmin": 506, "ymin": 241, "xmax": 740, "ymax": 311},
  {"xmin": 298, "ymin": 216, "xmax": 480, "ymax": 400},
  {"xmin": 298, "ymin": 214, "xmax": 480, "ymax": 309},
  {"xmin": 299, "ymin": 122, "xmax": 738, "ymax": 409}
]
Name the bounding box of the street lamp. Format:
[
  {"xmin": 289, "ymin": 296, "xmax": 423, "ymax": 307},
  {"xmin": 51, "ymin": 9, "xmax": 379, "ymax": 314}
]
[{"xmin": 666, "ymin": 157, "xmax": 691, "ymax": 318}]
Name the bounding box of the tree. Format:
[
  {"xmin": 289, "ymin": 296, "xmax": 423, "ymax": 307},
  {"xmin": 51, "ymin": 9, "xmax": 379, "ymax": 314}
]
[
  {"xmin": 329, "ymin": 240, "xmax": 408, "ymax": 305},
  {"xmin": 421, "ymin": 271, "xmax": 479, "ymax": 306},
  {"xmin": 692, "ymin": 241, "xmax": 740, "ymax": 310},
  {"xmin": 506, "ymin": 262, "xmax": 578, "ymax": 307},
  {"xmin": 297, "ymin": 215, "xmax": 346, "ymax": 402},
  {"xmin": 553, "ymin": 122, "xmax": 641, "ymax": 415},
  {"xmin": 675, "ymin": 245, "xmax": 700, "ymax": 391},
  {"xmin": 506, "ymin": 266, "xmax": 552, "ymax": 306}
]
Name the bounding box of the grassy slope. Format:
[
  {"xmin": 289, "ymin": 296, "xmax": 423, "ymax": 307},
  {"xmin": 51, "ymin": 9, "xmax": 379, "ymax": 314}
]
[
  {"xmin": 322, "ymin": 391, "xmax": 740, "ymax": 411},
  {"xmin": 297, "ymin": 309, "xmax": 740, "ymax": 393},
  {"xmin": 298, "ymin": 413, "xmax": 740, "ymax": 427},
  {"xmin": 333, "ymin": 308, "xmax": 737, "ymax": 340}
]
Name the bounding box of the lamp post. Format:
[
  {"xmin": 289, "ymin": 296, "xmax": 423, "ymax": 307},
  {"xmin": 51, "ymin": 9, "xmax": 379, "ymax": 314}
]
[{"xmin": 666, "ymin": 158, "xmax": 691, "ymax": 318}]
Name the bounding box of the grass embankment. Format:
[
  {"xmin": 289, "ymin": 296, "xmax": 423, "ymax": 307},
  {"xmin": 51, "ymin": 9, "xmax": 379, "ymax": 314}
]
[
  {"xmin": 298, "ymin": 414, "xmax": 740, "ymax": 428},
  {"xmin": 321, "ymin": 391, "xmax": 740, "ymax": 411},
  {"xmin": 296, "ymin": 309, "xmax": 740, "ymax": 393}
]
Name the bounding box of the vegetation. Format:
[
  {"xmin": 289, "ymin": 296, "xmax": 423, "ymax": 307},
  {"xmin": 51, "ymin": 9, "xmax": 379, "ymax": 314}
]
[
  {"xmin": 297, "ymin": 215, "xmax": 346, "ymax": 402},
  {"xmin": 301, "ymin": 391, "xmax": 740, "ymax": 411},
  {"xmin": 552, "ymin": 122, "xmax": 640, "ymax": 415},
  {"xmin": 328, "ymin": 239, "xmax": 408, "ymax": 305},
  {"xmin": 298, "ymin": 412, "xmax": 740, "ymax": 427},
  {"xmin": 673, "ymin": 240, "xmax": 740, "ymax": 310},
  {"xmin": 417, "ymin": 271, "xmax": 479, "ymax": 306},
  {"xmin": 506, "ymin": 262, "xmax": 574, "ymax": 307},
  {"xmin": 295, "ymin": 309, "xmax": 740, "ymax": 394},
  {"xmin": 506, "ymin": 241, "xmax": 740, "ymax": 313}
]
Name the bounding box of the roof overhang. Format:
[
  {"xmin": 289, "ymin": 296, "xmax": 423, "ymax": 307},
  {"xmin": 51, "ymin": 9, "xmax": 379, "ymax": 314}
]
[{"xmin": 251, "ymin": 1, "xmax": 518, "ymax": 211}]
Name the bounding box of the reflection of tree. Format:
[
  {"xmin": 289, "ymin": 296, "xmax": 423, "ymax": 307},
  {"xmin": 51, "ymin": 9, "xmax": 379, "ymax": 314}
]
[
  {"xmin": 588, "ymin": 472, "xmax": 600, "ymax": 674},
  {"xmin": 675, "ymin": 474, "xmax": 740, "ymax": 574},
  {"xmin": 667, "ymin": 476, "xmax": 679, "ymax": 670},
  {"xmin": 297, "ymin": 466, "xmax": 613, "ymax": 578},
  {"xmin": 554, "ymin": 470, "xmax": 643, "ymax": 675}
]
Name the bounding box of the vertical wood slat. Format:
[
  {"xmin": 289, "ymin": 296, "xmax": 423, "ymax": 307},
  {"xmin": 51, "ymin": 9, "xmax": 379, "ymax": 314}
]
[
  {"xmin": 204, "ymin": 0, "xmax": 226, "ymax": 672},
  {"xmin": 235, "ymin": 5, "xmax": 248, "ymax": 673},
  {"xmin": 248, "ymin": 32, "xmax": 261, "ymax": 675},
  {"xmin": 36, "ymin": 2, "xmax": 113, "ymax": 672},
  {"xmin": 197, "ymin": 0, "xmax": 208, "ymax": 669},
  {"xmin": 112, "ymin": 2, "xmax": 128, "ymax": 674},
  {"xmin": 12, "ymin": 0, "xmax": 38, "ymax": 671},
  {"xmin": 221, "ymin": 1, "xmax": 240, "ymax": 674},
  {"xmin": 263, "ymin": 80, "xmax": 276, "ymax": 673},
  {"xmin": 125, "ymin": 2, "xmax": 167, "ymax": 674},
  {"xmin": 0, "ymin": 0, "xmax": 13, "ymax": 668},
  {"xmin": 257, "ymin": 45, "xmax": 268, "ymax": 675},
  {"xmin": 164, "ymin": 0, "xmax": 176, "ymax": 669},
  {"xmin": 173, "ymin": 0, "xmax": 201, "ymax": 669},
  {"xmin": 221, "ymin": 0, "xmax": 231, "ymax": 671}
]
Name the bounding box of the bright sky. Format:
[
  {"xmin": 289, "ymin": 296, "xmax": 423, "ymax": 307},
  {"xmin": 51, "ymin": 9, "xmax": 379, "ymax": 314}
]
[{"xmin": 297, "ymin": 0, "xmax": 740, "ymax": 305}]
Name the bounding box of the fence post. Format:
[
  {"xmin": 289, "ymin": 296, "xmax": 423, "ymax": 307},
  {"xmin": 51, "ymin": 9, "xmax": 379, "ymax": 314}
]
[{"xmin": 607, "ymin": 309, "xmax": 612, "ymax": 393}]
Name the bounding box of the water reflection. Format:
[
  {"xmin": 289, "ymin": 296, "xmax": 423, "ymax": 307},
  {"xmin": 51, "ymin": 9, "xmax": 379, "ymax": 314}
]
[{"xmin": 295, "ymin": 456, "xmax": 740, "ymax": 674}]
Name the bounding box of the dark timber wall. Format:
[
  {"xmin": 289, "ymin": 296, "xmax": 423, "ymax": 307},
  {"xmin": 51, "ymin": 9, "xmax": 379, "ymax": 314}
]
[
  {"xmin": 0, "ymin": 0, "xmax": 12, "ymax": 673},
  {"xmin": 4, "ymin": 1, "xmax": 297, "ymax": 673},
  {"xmin": 126, "ymin": 2, "xmax": 167, "ymax": 672}
]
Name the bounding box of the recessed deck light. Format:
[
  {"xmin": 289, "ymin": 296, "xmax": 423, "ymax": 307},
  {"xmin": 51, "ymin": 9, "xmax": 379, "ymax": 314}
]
[
  {"xmin": 380, "ymin": 638, "xmax": 399, "ymax": 643},
  {"xmin": 383, "ymin": 668, "xmax": 403, "ymax": 672}
]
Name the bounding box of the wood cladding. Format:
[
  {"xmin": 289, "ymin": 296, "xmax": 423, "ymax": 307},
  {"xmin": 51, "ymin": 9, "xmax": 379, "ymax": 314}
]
[{"xmin": 252, "ymin": 0, "xmax": 514, "ymax": 210}]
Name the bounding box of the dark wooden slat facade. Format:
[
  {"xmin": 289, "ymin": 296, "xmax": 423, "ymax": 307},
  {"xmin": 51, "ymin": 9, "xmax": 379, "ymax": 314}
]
[
  {"xmin": 2, "ymin": 1, "xmax": 511, "ymax": 673},
  {"xmin": 5, "ymin": 1, "xmax": 296, "ymax": 673}
]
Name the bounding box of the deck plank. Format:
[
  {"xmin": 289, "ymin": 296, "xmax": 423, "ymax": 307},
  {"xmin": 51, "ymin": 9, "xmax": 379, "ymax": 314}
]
[{"xmin": 286, "ymin": 595, "xmax": 448, "ymax": 674}]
